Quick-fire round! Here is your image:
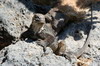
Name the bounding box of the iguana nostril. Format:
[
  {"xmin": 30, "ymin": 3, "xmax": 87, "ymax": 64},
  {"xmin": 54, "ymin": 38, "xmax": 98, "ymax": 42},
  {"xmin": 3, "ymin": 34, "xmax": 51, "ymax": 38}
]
[
  {"xmin": 34, "ymin": 15, "xmax": 40, "ymax": 22},
  {"xmin": 35, "ymin": 18, "xmax": 40, "ymax": 22}
]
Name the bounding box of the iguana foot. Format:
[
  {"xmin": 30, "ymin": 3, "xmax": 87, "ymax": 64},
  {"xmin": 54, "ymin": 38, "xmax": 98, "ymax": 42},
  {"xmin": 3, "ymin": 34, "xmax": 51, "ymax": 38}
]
[
  {"xmin": 36, "ymin": 39, "xmax": 47, "ymax": 52},
  {"xmin": 62, "ymin": 52, "xmax": 77, "ymax": 66}
]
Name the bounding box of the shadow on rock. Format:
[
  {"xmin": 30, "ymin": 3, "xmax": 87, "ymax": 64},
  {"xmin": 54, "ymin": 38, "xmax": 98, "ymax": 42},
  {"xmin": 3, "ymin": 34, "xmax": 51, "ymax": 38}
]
[
  {"xmin": 18, "ymin": 0, "xmax": 51, "ymax": 14},
  {"xmin": 0, "ymin": 31, "xmax": 13, "ymax": 50},
  {"xmin": 58, "ymin": 20, "xmax": 99, "ymax": 41},
  {"xmin": 92, "ymin": 2, "xmax": 100, "ymax": 11}
]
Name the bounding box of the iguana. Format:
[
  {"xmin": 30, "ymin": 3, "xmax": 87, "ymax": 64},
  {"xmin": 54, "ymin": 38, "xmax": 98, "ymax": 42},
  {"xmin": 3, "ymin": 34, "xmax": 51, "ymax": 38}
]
[
  {"xmin": 29, "ymin": 13, "xmax": 67, "ymax": 55},
  {"xmin": 28, "ymin": 4, "xmax": 98, "ymax": 65},
  {"xmin": 28, "ymin": 13, "xmax": 80, "ymax": 66},
  {"xmin": 26, "ymin": 0, "xmax": 100, "ymax": 65}
]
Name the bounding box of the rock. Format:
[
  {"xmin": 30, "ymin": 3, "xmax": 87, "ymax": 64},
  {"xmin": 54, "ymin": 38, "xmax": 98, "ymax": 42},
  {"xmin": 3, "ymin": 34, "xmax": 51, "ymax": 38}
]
[
  {"xmin": 59, "ymin": 2, "xmax": 100, "ymax": 66},
  {"xmin": 0, "ymin": 0, "xmax": 34, "ymax": 39},
  {"xmin": 0, "ymin": 0, "xmax": 35, "ymax": 49},
  {"xmin": 0, "ymin": 41, "xmax": 43, "ymax": 66},
  {"xmin": 0, "ymin": 0, "xmax": 100, "ymax": 66},
  {"xmin": 0, "ymin": 41, "xmax": 71, "ymax": 66},
  {"xmin": 81, "ymin": 3, "xmax": 100, "ymax": 66}
]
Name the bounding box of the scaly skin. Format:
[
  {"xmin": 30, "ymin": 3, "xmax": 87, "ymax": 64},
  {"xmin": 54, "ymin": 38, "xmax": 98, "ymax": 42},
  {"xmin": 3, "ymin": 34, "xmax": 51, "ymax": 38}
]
[
  {"xmin": 29, "ymin": 13, "xmax": 65, "ymax": 54},
  {"xmin": 30, "ymin": 13, "xmax": 77, "ymax": 65}
]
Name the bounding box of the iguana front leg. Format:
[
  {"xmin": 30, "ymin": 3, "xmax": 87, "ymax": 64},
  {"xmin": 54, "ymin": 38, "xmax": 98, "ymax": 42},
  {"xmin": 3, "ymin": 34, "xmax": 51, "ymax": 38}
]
[{"xmin": 36, "ymin": 33, "xmax": 55, "ymax": 51}]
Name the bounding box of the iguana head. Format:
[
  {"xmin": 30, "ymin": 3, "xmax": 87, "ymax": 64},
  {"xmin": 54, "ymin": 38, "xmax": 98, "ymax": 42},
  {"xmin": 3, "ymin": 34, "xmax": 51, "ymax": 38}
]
[
  {"xmin": 33, "ymin": 14, "xmax": 45, "ymax": 24},
  {"xmin": 30, "ymin": 14, "xmax": 46, "ymax": 34}
]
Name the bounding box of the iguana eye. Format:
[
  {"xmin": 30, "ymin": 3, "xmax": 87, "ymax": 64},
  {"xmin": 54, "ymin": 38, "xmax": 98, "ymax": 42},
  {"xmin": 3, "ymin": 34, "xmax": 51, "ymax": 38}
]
[{"xmin": 34, "ymin": 15, "xmax": 40, "ymax": 22}]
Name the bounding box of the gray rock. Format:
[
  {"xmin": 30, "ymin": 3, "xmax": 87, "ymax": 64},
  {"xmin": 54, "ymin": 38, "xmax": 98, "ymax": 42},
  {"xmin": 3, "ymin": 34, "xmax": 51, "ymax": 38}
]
[
  {"xmin": 0, "ymin": 0, "xmax": 34, "ymax": 38},
  {"xmin": 0, "ymin": 41, "xmax": 71, "ymax": 66},
  {"xmin": 0, "ymin": 41, "xmax": 43, "ymax": 66},
  {"xmin": 0, "ymin": 0, "xmax": 100, "ymax": 66},
  {"xmin": 59, "ymin": 2, "xmax": 100, "ymax": 66}
]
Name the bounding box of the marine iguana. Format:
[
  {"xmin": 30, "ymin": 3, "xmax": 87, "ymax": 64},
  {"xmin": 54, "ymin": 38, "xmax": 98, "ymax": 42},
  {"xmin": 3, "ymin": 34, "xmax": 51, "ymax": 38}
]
[{"xmin": 29, "ymin": 13, "xmax": 67, "ymax": 55}]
